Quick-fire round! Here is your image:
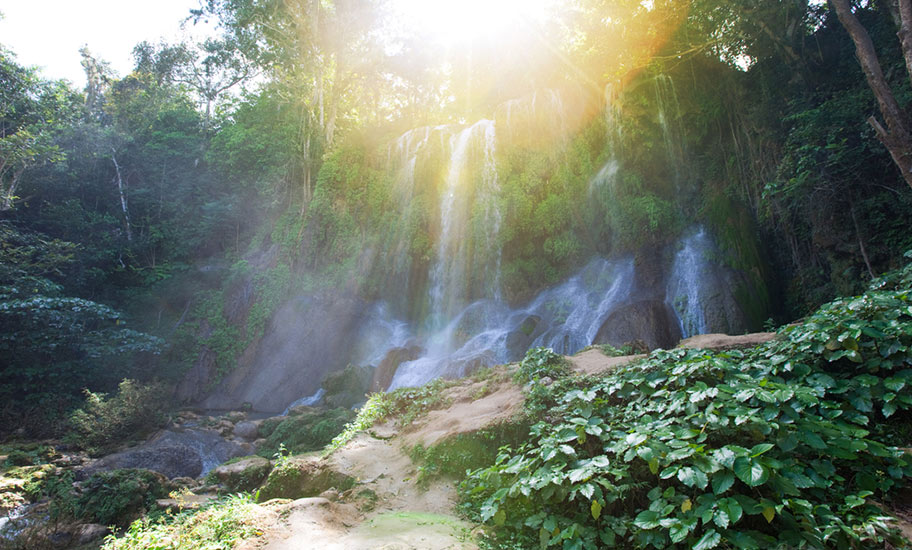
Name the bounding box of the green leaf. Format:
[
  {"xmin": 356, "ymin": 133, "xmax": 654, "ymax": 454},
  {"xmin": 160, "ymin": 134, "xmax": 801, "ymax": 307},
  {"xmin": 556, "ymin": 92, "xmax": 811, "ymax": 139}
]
[
  {"xmin": 733, "ymin": 457, "xmax": 768, "ymax": 487},
  {"xmin": 750, "ymin": 443, "xmax": 774, "ymax": 457},
  {"xmin": 712, "ymin": 471, "xmax": 735, "ymax": 495},
  {"xmin": 714, "ymin": 497, "xmax": 743, "ymax": 529},
  {"xmin": 678, "ymin": 466, "xmax": 708, "ymax": 489},
  {"xmin": 694, "ymin": 529, "xmax": 722, "ymax": 550},
  {"xmin": 634, "ymin": 510, "xmax": 660, "ymax": 530}
]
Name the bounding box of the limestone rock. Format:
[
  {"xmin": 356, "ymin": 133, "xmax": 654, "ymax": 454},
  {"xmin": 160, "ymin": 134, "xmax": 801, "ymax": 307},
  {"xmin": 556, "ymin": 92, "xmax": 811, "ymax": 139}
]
[
  {"xmin": 212, "ymin": 456, "xmax": 272, "ymax": 492},
  {"xmin": 74, "ymin": 523, "xmax": 109, "ymax": 544},
  {"xmin": 233, "ymin": 421, "xmax": 260, "ymax": 441},
  {"xmin": 677, "ymin": 332, "xmax": 777, "ymax": 351},
  {"xmin": 371, "ymin": 346, "xmax": 422, "ymax": 392},
  {"xmin": 594, "ymin": 300, "xmax": 682, "ymax": 351},
  {"xmin": 256, "ymin": 456, "xmax": 355, "ymax": 502}
]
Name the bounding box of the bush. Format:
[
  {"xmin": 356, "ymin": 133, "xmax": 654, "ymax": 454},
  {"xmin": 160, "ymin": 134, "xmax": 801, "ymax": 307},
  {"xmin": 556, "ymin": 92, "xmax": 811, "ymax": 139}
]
[
  {"xmin": 461, "ymin": 260, "xmax": 912, "ymax": 549},
  {"xmin": 101, "ymin": 494, "xmax": 262, "ymax": 550},
  {"xmin": 68, "ymin": 379, "xmax": 168, "ymax": 454},
  {"xmin": 515, "ymin": 347, "xmax": 570, "ymax": 383}
]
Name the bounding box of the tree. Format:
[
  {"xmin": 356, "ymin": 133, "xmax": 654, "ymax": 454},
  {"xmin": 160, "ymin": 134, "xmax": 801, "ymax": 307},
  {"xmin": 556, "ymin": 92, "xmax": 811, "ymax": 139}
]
[
  {"xmin": 0, "ymin": 48, "xmax": 67, "ymax": 210},
  {"xmin": 831, "ymin": 0, "xmax": 912, "ymax": 190}
]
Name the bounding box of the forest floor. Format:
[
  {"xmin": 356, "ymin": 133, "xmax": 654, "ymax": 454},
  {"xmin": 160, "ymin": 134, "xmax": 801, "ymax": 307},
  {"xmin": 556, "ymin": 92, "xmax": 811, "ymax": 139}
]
[{"xmin": 238, "ymin": 348, "xmax": 653, "ymax": 550}]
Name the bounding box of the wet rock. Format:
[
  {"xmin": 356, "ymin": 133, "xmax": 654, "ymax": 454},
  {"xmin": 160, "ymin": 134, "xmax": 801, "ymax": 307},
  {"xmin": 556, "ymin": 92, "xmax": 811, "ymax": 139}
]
[
  {"xmin": 82, "ymin": 429, "xmax": 246, "ymax": 479},
  {"xmin": 202, "ymin": 293, "xmax": 369, "ymax": 413},
  {"xmin": 594, "ymin": 300, "xmax": 682, "ymax": 351},
  {"xmin": 74, "ymin": 523, "xmax": 108, "ymax": 544},
  {"xmin": 505, "ymin": 315, "xmax": 542, "ymax": 358},
  {"xmin": 323, "ymin": 365, "xmax": 373, "ymax": 409},
  {"xmin": 371, "ymin": 346, "xmax": 423, "ymax": 392},
  {"xmin": 212, "ymin": 456, "xmax": 272, "ymax": 492},
  {"xmin": 233, "ymin": 421, "xmax": 260, "ymax": 441}
]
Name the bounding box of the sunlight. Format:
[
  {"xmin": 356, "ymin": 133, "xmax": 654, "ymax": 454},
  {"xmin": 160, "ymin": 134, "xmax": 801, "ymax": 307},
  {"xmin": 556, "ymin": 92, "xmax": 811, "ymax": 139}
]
[{"xmin": 392, "ymin": 0, "xmax": 553, "ymax": 46}]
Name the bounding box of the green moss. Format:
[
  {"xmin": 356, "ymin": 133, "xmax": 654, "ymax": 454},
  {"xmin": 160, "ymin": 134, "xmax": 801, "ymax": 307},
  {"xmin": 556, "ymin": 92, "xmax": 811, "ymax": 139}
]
[{"xmin": 257, "ymin": 408, "xmax": 356, "ymax": 457}]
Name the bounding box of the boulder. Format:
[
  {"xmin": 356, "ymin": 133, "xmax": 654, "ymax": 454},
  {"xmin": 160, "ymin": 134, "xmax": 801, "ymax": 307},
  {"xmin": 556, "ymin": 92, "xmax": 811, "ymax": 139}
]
[
  {"xmin": 233, "ymin": 421, "xmax": 260, "ymax": 441},
  {"xmin": 594, "ymin": 300, "xmax": 682, "ymax": 351},
  {"xmin": 74, "ymin": 524, "xmax": 109, "ymax": 544},
  {"xmin": 371, "ymin": 346, "xmax": 423, "ymax": 392},
  {"xmin": 256, "ymin": 456, "xmax": 355, "ymax": 502},
  {"xmin": 323, "ymin": 364, "xmax": 373, "ymax": 409},
  {"xmin": 504, "ymin": 315, "xmax": 542, "ymax": 358},
  {"xmin": 212, "ymin": 456, "xmax": 272, "ymax": 492},
  {"xmin": 82, "ymin": 429, "xmax": 246, "ymax": 479}
]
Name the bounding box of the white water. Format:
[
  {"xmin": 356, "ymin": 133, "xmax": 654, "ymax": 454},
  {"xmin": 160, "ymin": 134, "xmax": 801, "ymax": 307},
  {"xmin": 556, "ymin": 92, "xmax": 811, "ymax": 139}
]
[
  {"xmin": 428, "ymin": 119, "xmax": 499, "ymax": 325},
  {"xmin": 390, "ymin": 257, "xmax": 636, "ymax": 389},
  {"xmin": 282, "ymin": 388, "xmax": 326, "ymax": 415},
  {"xmin": 666, "ymin": 226, "xmax": 712, "ymax": 337}
]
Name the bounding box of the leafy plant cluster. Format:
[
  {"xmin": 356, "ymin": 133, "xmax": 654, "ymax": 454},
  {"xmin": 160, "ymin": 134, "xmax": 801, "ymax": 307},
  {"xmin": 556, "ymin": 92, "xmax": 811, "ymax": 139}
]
[
  {"xmin": 68, "ymin": 379, "xmax": 169, "ymax": 455},
  {"xmin": 461, "ymin": 260, "xmax": 912, "ymax": 549},
  {"xmin": 325, "ymin": 378, "xmax": 456, "ymax": 454},
  {"xmin": 101, "ymin": 493, "xmax": 262, "ymax": 550},
  {"xmin": 515, "ymin": 347, "xmax": 570, "ymax": 383}
]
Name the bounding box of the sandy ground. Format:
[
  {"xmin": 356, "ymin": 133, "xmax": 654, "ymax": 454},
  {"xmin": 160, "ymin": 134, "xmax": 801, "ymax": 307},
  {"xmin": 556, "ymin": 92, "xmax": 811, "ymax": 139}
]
[
  {"xmin": 246, "ymin": 378, "xmax": 530, "ymax": 550},
  {"xmin": 678, "ymin": 332, "xmax": 776, "ymax": 350},
  {"xmin": 568, "ymin": 348, "xmax": 646, "ymax": 375}
]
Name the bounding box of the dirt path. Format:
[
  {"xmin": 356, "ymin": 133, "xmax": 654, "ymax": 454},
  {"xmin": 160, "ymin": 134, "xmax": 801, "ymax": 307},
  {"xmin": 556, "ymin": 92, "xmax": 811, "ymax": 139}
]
[{"xmin": 248, "ymin": 379, "xmax": 521, "ymax": 550}]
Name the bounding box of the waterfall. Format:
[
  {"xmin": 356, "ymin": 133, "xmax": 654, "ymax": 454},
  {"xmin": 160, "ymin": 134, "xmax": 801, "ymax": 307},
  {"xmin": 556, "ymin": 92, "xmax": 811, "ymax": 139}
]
[
  {"xmin": 654, "ymin": 74, "xmax": 685, "ymax": 184},
  {"xmin": 666, "ymin": 227, "xmax": 710, "ymax": 337},
  {"xmin": 428, "ymin": 119, "xmax": 498, "ymax": 326},
  {"xmin": 389, "ymin": 257, "xmax": 637, "ymax": 389}
]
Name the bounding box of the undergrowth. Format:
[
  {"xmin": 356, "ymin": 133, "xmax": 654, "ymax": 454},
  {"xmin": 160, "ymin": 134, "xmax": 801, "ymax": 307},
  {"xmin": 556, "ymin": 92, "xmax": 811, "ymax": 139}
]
[
  {"xmin": 324, "ymin": 378, "xmax": 456, "ymax": 454},
  {"xmin": 100, "ymin": 494, "xmax": 262, "ymax": 550},
  {"xmin": 461, "ymin": 256, "xmax": 912, "ymax": 549}
]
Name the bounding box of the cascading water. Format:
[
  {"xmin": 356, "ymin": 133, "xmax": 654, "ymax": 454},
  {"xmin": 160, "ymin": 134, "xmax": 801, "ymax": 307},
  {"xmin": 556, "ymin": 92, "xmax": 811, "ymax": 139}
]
[
  {"xmin": 654, "ymin": 74, "xmax": 686, "ymax": 184},
  {"xmin": 428, "ymin": 119, "xmax": 498, "ymax": 326},
  {"xmin": 666, "ymin": 227, "xmax": 711, "ymax": 337},
  {"xmin": 389, "ymin": 257, "xmax": 636, "ymax": 389},
  {"xmin": 665, "ymin": 226, "xmax": 753, "ymax": 339}
]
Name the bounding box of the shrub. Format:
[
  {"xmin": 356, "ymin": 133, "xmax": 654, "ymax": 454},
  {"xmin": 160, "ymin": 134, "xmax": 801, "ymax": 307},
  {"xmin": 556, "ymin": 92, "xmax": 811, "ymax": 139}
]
[
  {"xmin": 101, "ymin": 494, "xmax": 262, "ymax": 550},
  {"xmin": 68, "ymin": 379, "xmax": 168, "ymax": 455},
  {"xmin": 461, "ymin": 260, "xmax": 912, "ymax": 549},
  {"xmin": 515, "ymin": 347, "xmax": 570, "ymax": 383}
]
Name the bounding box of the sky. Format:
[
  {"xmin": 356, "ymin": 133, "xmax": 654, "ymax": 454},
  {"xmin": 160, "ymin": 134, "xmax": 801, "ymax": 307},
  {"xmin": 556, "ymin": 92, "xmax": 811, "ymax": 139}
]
[{"xmin": 0, "ymin": 0, "xmax": 215, "ymax": 86}]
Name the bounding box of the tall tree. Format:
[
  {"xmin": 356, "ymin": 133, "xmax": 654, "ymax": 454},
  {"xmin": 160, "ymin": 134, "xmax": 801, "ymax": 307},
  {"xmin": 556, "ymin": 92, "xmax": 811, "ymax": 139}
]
[{"xmin": 831, "ymin": 0, "xmax": 912, "ymax": 190}]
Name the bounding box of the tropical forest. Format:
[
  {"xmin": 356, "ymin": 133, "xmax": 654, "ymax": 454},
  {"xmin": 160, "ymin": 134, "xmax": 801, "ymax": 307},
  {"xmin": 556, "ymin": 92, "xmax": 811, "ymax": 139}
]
[{"xmin": 2, "ymin": 0, "xmax": 912, "ymax": 548}]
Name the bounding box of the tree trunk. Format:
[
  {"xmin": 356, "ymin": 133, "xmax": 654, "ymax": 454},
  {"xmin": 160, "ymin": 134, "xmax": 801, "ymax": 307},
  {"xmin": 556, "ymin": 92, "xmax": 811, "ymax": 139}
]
[
  {"xmin": 832, "ymin": 0, "xmax": 912, "ymax": 189},
  {"xmin": 111, "ymin": 149, "xmax": 133, "ymax": 242}
]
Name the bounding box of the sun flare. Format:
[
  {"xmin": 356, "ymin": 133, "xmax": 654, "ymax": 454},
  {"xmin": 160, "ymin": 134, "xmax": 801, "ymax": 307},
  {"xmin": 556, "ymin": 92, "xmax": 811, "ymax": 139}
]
[{"xmin": 392, "ymin": 0, "xmax": 554, "ymax": 45}]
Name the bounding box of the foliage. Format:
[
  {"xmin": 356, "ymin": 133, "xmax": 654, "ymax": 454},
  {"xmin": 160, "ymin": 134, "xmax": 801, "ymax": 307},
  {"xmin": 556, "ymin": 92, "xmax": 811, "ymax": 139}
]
[
  {"xmin": 461, "ymin": 260, "xmax": 912, "ymax": 549},
  {"xmin": 101, "ymin": 493, "xmax": 262, "ymax": 550},
  {"xmin": 68, "ymin": 379, "xmax": 169, "ymax": 455},
  {"xmin": 325, "ymin": 378, "xmax": 456, "ymax": 455},
  {"xmin": 515, "ymin": 347, "xmax": 570, "ymax": 383},
  {"xmin": 73, "ymin": 469, "xmax": 169, "ymax": 527},
  {"xmin": 257, "ymin": 407, "xmax": 355, "ymax": 457}
]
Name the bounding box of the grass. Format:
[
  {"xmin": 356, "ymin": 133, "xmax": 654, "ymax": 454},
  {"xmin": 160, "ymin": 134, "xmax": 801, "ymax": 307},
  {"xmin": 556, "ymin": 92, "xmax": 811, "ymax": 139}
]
[{"xmin": 100, "ymin": 494, "xmax": 264, "ymax": 550}]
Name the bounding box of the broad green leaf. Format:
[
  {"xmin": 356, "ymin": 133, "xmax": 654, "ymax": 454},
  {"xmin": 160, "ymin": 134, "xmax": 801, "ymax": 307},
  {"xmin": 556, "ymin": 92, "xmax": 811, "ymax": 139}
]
[
  {"xmin": 633, "ymin": 510, "xmax": 660, "ymax": 530},
  {"xmin": 761, "ymin": 506, "xmax": 775, "ymax": 523},
  {"xmin": 712, "ymin": 471, "xmax": 735, "ymax": 495},
  {"xmin": 734, "ymin": 458, "xmax": 768, "ymax": 487},
  {"xmin": 694, "ymin": 529, "xmax": 722, "ymax": 550}
]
